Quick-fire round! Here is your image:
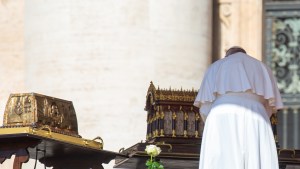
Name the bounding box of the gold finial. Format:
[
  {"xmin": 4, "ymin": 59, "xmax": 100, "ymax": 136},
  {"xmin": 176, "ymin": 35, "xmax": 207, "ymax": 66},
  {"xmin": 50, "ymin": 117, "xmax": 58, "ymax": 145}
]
[
  {"xmin": 271, "ymin": 114, "xmax": 278, "ymax": 125},
  {"xmin": 184, "ymin": 130, "xmax": 188, "ymax": 138},
  {"xmin": 160, "ymin": 129, "xmax": 165, "ymax": 136},
  {"xmin": 160, "ymin": 111, "xmax": 164, "ymax": 119},
  {"xmin": 184, "ymin": 112, "xmax": 188, "ymax": 120},
  {"xmin": 195, "ymin": 113, "xmax": 200, "ymax": 121},
  {"xmin": 172, "ymin": 130, "xmax": 176, "ymax": 137},
  {"xmin": 172, "ymin": 112, "xmax": 177, "ymax": 120},
  {"xmin": 155, "ymin": 129, "xmax": 159, "ymax": 137}
]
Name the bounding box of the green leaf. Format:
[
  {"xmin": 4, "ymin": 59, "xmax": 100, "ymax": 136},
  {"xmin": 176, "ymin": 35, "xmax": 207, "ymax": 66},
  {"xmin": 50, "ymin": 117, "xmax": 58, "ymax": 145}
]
[
  {"xmin": 151, "ymin": 161, "xmax": 164, "ymax": 169},
  {"xmin": 158, "ymin": 164, "xmax": 164, "ymax": 169},
  {"xmin": 145, "ymin": 158, "xmax": 164, "ymax": 169},
  {"xmin": 146, "ymin": 160, "xmax": 152, "ymax": 167}
]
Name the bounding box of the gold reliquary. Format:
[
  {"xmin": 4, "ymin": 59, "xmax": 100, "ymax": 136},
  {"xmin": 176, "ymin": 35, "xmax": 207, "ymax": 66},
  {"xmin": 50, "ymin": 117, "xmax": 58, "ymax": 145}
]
[
  {"xmin": 3, "ymin": 93, "xmax": 79, "ymax": 137},
  {"xmin": 145, "ymin": 82, "xmax": 204, "ymax": 142},
  {"xmin": 0, "ymin": 93, "xmax": 118, "ymax": 169}
]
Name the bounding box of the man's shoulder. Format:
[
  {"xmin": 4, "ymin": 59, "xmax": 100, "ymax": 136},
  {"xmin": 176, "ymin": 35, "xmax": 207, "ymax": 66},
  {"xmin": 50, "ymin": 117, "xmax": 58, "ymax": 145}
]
[{"xmin": 208, "ymin": 58, "xmax": 223, "ymax": 70}]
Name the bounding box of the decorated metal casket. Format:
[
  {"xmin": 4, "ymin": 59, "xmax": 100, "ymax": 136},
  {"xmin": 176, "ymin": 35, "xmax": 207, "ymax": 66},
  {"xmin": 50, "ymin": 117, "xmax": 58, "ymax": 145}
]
[
  {"xmin": 145, "ymin": 82, "xmax": 204, "ymax": 143},
  {"xmin": 0, "ymin": 93, "xmax": 118, "ymax": 169},
  {"xmin": 3, "ymin": 93, "xmax": 79, "ymax": 137}
]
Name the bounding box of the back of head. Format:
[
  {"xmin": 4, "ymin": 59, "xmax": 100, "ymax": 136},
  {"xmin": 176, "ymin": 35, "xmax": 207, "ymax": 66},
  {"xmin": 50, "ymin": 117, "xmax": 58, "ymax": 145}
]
[{"xmin": 225, "ymin": 46, "xmax": 247, "ymax": 57}]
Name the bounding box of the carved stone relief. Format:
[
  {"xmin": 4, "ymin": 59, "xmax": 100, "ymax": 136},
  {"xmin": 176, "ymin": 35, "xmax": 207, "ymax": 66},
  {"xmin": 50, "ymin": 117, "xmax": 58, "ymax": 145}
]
[{"xmin": 219, "ymin": 2, "xmax": 232, "ymax": 55}]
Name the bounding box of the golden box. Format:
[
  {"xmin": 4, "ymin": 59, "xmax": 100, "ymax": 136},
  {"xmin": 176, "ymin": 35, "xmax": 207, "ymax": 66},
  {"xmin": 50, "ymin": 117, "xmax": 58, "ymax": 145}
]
[
  {"xmin": 0, "ymin": 93, "xmax": 117, "ymax": 169},
  {"xmin": 3, "ymin": 93, "xmax": 78, "ymax": 137},
  {"xmin": 145, "ymin": 82, "xmax": 204, "ymax": 142}
]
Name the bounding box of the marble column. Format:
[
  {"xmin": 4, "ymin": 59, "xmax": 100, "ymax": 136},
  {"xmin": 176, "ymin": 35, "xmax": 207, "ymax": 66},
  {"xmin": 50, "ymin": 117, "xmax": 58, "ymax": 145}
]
[
  {"xmin": 0, "ymin": 0, "xmax": 25, "ymax": 116},
  {"xmin": 0, "ymin": 1, "xmax": 25, "ymax": 168},
  {"xmin": 214, "ymin": 0, "xmax": 263, "ymax": 60}
]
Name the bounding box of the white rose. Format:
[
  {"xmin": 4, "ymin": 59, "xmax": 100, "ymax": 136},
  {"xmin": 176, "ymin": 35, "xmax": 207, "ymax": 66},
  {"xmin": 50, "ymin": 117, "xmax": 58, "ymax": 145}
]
[{"xmin": 145, "ymin": 144, "xmax": 162, "ymax": 157}]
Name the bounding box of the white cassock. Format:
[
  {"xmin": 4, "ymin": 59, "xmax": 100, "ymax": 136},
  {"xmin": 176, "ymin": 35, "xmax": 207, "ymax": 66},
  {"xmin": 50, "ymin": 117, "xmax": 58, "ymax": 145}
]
[{"xmin": 194, "ymin": 52, "xmax": 283, "ymax": 169}]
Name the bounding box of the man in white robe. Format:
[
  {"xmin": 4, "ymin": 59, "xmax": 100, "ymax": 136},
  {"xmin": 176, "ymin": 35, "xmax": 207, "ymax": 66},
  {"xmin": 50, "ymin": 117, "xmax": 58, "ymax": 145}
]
[{"xmin": 194, "ymin": 46, "xmax": 283, "ymax": 169}]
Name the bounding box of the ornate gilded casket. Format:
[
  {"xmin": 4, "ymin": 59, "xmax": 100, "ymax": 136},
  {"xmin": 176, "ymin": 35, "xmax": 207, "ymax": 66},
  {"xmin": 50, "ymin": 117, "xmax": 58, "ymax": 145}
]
[
  {"xmin": 145, "ymin": 82, "xmax": 204, "ymax": 142},
  {"xmin": 0, "ymin": 93, "xmax": 117, "ymax": 169},
  {"xmin": 3, "ymin": 93, "xmax": 79, "ymax": 136}
]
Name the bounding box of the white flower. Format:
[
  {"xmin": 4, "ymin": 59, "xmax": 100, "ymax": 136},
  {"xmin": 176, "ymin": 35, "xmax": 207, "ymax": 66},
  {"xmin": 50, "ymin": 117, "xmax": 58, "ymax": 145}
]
[{"xmin": 145, "ymin": 144, "xmax": 162, "ymax": 157}]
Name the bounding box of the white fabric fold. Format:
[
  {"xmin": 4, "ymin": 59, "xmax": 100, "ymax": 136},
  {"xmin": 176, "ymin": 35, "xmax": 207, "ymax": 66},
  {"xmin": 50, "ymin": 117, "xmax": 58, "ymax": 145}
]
[
  {"xmin": 194, "ymin": 52, "xmax": 283, "ymax": 117},
  {"xmin": 199, "ymin": 93, "xmax": 279, "ymax": 169}
]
